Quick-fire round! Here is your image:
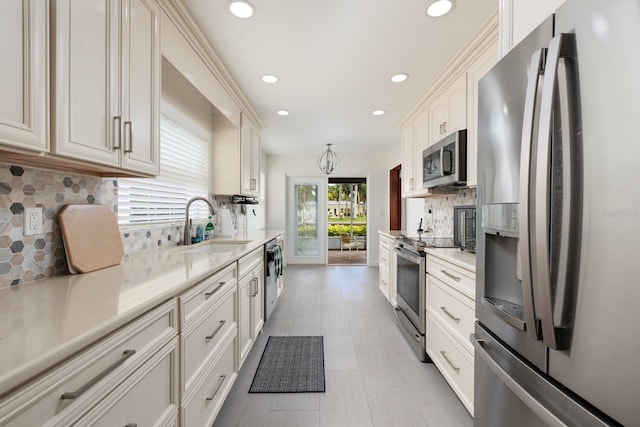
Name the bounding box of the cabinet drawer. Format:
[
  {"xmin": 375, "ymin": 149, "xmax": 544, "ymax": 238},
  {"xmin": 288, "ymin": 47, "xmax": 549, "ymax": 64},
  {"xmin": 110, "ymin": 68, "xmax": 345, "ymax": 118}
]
[
  {"xmin": 0, "ymin": 300, "xmax": 177, "ymax": 427},
  {"xmin": 180, "ymin": 263, "xmax": 237, "ymax": 326},
  {"xmin": 182, "ymin": 286, "xmax": 237, "ymax": 393},
  {"xmin": 427, "ymin": 274, "xmax": 475, "ymax": 353},
  {"xmin": 182, "ymin": 334, "xmax": 236, "ymax": 427},
  {"xmin": 427, "ymin": 255, "xmax": 475, "ymax": 297},
  {"xmin": 426, "ymin": 313, "xmax": 474, "ymax": 414},
  {"xmin": 379, "ymin": 245, "xmax": 390, "ymax": 268},
  {"xmin": 238, "ymin": 247, "xmax": 264, "ymax": 277},
  {"xmin": 72, "ymin": 338, "xmax": 179, "ymax": 426}
]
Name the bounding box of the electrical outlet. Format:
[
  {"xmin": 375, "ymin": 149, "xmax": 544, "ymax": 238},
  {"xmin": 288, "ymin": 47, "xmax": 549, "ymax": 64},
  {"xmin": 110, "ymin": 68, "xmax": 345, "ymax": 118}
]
[{"xmin": 24, "ymin": 207, "xmax": 43, "ymax": 236}]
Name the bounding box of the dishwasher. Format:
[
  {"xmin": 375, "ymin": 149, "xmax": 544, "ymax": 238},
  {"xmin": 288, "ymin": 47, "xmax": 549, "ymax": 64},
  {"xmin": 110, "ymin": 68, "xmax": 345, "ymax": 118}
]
[{"xmin": 265, "ymin": 238, "xmax": 283, "ymax": 320}]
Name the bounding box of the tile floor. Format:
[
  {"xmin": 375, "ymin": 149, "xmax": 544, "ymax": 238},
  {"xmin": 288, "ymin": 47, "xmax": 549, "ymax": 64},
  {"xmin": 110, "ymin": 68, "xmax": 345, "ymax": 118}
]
[{"xmin": 213, "ymin": 265, "xmax": 473, "ymax": 427}]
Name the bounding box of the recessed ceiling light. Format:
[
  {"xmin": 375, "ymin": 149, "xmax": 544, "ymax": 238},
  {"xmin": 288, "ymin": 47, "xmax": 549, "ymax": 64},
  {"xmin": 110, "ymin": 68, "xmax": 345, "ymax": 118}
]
[
  {"xmin": 276, "ymin": 110, "xmax": 290, "ymax": 116},
  {"xmin": 373, "ymin": 110, "xmax": 385, "ymax": 116},
  {"xmin": 262, "ymin": 74, "xmax": 279, "ymax": 83},
  {"xmin": 391, "ymin": 73, "xmax": 409, "ymax": 83},
  {"xmin": 426, "ymin": 0, "xmax": 454, "ymax": 17},
  {"xmin": 229, "ymin": 0, "xmax": 254, "ymax": 18}
]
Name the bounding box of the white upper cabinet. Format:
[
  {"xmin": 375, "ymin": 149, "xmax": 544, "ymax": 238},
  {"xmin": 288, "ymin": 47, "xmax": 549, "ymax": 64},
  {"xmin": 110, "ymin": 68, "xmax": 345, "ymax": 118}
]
[
  {"xmin": 51, "ymin": 0, "xmax": 160, "ymax": 176},
  {"xmin": 428, "ymin": 73, "xmax": 467, "ymax": 146},
  {"xmin": 400, "ymin": 124, "xmax": 415, "ymax": 198},
  {"xmin": 0, "ymin": 1, "xmax": 48, "ymax": 152},
  {"xmin": 241, "ymin": 119, "xmax": 260, "ymax": 196},
  {"xmin": 501, "ymin": 0, "xmax": 566, "ymax": 55},
  {"xmin": 212, "ymin": 113, "xmax": 261, "ymax": 197}
]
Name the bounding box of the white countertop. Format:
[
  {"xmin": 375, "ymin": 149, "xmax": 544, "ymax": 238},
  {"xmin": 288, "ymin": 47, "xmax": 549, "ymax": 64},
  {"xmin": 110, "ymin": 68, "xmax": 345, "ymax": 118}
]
[{"xmin": 0, "ymin": 230, "xmax": 283, "ymax": 398}]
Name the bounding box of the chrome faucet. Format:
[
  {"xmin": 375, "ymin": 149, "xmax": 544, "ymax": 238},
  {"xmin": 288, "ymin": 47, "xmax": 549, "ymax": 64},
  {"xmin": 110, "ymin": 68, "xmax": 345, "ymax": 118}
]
[{"xmin": 183, "ymin": 197, "xmax": 215, "ymax": 245}]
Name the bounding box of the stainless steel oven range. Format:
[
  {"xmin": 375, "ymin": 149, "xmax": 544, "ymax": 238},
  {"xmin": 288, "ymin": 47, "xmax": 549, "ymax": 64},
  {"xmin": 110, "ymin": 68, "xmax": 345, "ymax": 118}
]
[{"xmin": 393, "ymin": 235, "xmax": 454, "ymax": 362}]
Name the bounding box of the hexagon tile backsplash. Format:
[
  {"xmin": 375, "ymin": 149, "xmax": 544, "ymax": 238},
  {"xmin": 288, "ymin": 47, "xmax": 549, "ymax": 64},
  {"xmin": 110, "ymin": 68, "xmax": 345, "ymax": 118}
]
[{"xmin": 0, "ymin": 162, "xmax": 116, "ymax": 288}]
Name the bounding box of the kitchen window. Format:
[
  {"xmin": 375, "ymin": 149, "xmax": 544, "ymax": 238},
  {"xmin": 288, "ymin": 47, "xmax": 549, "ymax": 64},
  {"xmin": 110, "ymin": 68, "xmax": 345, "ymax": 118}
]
[{"xmin": 117, "ymin": 114, "xmax": 210, "ymax": 224}]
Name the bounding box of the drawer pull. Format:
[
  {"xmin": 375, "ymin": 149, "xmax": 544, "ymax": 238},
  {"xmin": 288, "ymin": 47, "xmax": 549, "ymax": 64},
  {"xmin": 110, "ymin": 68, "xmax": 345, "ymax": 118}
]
[
  {"xmin": 125, "ymin": 424, "xmax": 137, "ymax": 427},
  {"xmin": 61, "ymin": 349, "xmax": 136, "ymax": 400},
  {"xmin": 205, "ymin": 282, "xmax": 226, "ymax": 299},
  {"xmin": 205, "ymin": 320, "xmax": 227, "ymax": 341},
  {"xmin": 441, "ymin": 270, "xmax": 461, "ymax": 282},
  {"xmin": 206, "ymin": 375, "xmax": 227, "ymax": 401},
  {"xmin": 440, "ymin": 350, "xmax": 460, "ymax": 373},
  {"xmin": 440, "ymin": 306, "xmax": 460, "ymax": 323}
]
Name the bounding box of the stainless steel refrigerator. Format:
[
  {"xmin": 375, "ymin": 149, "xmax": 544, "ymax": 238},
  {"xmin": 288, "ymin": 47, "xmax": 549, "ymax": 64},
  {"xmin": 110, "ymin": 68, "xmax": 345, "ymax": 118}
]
[{"xmin": 474, "ymin": 0, "xmax": 640, "ymax": 425}]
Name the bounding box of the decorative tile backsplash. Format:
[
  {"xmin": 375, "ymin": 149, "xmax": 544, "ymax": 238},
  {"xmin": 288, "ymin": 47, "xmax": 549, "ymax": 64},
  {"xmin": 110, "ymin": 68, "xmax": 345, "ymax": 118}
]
[
  {"xmin": 0, "ymin": 162, "xmax": 266, "ymax": 289},
  {"xmin": 0, "ymin": 163, "xmax": 116, "ymax": 288},
  {"xmin": 422, "ymin": 188, "xmax": 477, "ymax": 238}
]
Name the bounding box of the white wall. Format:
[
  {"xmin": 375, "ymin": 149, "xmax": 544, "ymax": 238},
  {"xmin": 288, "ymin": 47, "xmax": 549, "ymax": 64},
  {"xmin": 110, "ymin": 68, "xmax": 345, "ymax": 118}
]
[{"xmin": 266, "ymin": 147, "xmax": 400, "ymax": 266}]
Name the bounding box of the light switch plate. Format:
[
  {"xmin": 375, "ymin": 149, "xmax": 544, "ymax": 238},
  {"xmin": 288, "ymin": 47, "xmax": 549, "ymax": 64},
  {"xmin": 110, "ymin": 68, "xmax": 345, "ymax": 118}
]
[{"xmin": 24, "ymin": 207, "xmax": 43, "ymax": 236}]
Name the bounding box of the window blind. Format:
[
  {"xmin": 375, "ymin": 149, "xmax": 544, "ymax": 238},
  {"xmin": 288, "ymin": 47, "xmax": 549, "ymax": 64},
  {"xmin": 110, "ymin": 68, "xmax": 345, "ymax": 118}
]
[{"xmin": 118, "ymin": 115, "xmax": 210, "ymax": 224}]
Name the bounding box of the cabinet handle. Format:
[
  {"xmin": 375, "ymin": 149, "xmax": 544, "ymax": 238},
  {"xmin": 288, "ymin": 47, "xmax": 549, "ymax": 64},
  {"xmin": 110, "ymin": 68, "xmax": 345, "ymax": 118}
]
[
  {"xmin": 440, "ymin": 306, "xmax": 460, "ymax": 323},
  {"xmin": 125, "ymin": 424, "xmax": 137, "ymax": 427},
  {"xmin": 439, "ymin": 123, "xmax": 443, "ymax": 134},
  {"xmin": 205, "ymin": 320, "xmax": 227, "ymax": 341},
  {"xmin": 124, "ymin": 121, "xmax": 133, "ymax": 153},
  {"xmin": 441, "ymin": 270, "xmax": 461, "ymax": 282},
  {"xmin": 252, "ymin": 277, "xmax": 259, "ymax": 296},
  {"xmin": 61, "ymin": 350, "xmax": 136, "ymax": 400},
  {"xmin": 113, "ymin": 116, "xmax": 122, "ymax": 150},
  {"xmin": 251, "ymin": 178, "xmax": 257, "ymax": 191},
  {"xmin": 205, "ymin": 282, "xmax": 226, "ymax": 299},
  {"xmin": 440, "ymin": 350, "xmax": 460, "ymax": 373},
  {"xmin": 442, "ymin": 121, "xmax": 447, "ymax": 133},
  {"xmin": 206, "ymin": 375, "xmax": 227, "ymax": 401}
]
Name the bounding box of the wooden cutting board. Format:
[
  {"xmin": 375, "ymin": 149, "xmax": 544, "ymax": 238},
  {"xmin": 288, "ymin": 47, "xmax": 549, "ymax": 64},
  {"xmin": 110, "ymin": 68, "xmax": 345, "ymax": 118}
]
[{"xmin": 58, "ymin": 205, "xmax": 124, "ymax": 274}]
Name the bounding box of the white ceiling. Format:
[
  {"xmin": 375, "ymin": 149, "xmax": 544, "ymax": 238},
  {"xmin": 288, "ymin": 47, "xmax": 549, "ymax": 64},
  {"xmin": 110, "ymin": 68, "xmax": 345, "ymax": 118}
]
[{"xmin": 182, "ymin": 0, "xmax": 498, "ymax": 155}]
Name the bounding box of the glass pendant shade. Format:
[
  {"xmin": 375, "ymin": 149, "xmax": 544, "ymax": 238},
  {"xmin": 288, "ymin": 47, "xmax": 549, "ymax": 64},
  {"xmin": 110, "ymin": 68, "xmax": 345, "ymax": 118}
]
[{"xmin": 318, "ymin": 144, "xmax": 339, "ymax": 174}]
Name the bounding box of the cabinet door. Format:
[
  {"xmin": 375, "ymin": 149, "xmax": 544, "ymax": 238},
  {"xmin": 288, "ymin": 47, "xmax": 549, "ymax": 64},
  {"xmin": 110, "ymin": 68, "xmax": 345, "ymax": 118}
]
[
  {"xmin": 250, "ymin": 128, "xmax": 261, "ymax": 195},
  {"xmin": 238, "ymin": 275, "xmax": 252, "ymax": 368},
  {"xmin": 250, "ymin": 266, "xmax": 264, "ymax": 339},
  {"xmin": 466, "ymin": 43, "xmax": 498, "ymax": 187},
  {"xmin": 400, "ymin": 125, "xmax": 415, "ymax": 197},
  {"xmin": 446, "ymin": 74, "xmax": 467, "ymax": 134},
  {"xmin": 0, "ymin": 0, "xmax": 48, "ymax": 152},
  {"xmin": 413, "ymin": 109, "xmax": 430, "ymax": 197},
  {"xmin": 51, "ymin": 0, "xmax": 121, "ymax": 167},
  {"xmin": 120, "ymin": 0, "xmax": 160, "ymax": 174},
  {"xmin": 428, "ymin": 96, "xmax": 447, "ymax": 145}
]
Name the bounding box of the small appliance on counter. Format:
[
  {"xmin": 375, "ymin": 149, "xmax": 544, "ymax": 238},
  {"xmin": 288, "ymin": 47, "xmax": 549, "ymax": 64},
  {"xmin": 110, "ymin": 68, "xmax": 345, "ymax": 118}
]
[{"xmin": 453, "ymin": 205, "xmax": 476, "ymax": 252}]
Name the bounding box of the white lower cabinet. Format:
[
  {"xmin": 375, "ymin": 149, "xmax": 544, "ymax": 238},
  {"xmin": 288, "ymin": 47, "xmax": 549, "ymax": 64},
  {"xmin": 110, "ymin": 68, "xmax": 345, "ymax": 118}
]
[
  {"xmin": 0, "ymin": 300, "xmax": 178, "ymax": 426},
  {"xmin": 378, "ymin": 232, "xmax": 396, "ymax": 305},
  {"xmin": 178, "ymin": 263, "xmax": 239, "ymax": 427},
  {"xmin": 238, "ymin": 269, "xmax": 253, "ymax": 368},
  {"xmin": 181, "ymin": 331, "xmax": 237, "ymax": 427},
  {"xmin": 237, "ymin": 247, "xmax": 265, "ymax": 369},
  {"xmin": 72, "ymin": 337, "xmax": 180, "ymax": 427},
  {"xmin": 426, "ymin": 253, "xmax": 476, "ymax": 415}
]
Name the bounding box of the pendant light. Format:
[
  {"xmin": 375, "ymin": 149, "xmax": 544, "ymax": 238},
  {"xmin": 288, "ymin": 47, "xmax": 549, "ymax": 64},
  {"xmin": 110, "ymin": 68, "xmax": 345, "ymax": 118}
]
[{"xmin": 318, "ymin": 144, "xmax": 339, "ymax": 175}]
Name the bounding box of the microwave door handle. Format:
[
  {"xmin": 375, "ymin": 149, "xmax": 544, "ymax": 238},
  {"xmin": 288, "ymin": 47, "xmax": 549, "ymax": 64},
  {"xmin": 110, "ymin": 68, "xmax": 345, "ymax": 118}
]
[
  {"xmin": 440, "ymin": 147, "xmax": 445, "ymax": 176},
  {"xmin": 535, "ymin": 33, "xmax": 578, "ymax": 351},
  {"xmin": 519, "ymin": 48, "xmax": 546, "ymax": 340}
]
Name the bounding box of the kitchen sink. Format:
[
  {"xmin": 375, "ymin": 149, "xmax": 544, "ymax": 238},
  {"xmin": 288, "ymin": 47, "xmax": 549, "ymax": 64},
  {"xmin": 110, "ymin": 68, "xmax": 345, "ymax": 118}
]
[{"xmin": 178, "ymin": 243, "xmax": 248, "ymax": 254}]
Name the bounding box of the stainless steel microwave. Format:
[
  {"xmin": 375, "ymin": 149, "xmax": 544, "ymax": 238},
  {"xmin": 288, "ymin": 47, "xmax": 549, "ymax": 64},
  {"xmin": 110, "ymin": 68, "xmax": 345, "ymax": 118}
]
[{"xmin": 422, "ymin": 130, "xmax": 467, "ymax": 190}]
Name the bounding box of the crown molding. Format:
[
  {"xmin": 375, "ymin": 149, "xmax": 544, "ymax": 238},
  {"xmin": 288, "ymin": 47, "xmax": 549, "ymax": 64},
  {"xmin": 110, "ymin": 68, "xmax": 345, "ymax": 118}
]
[{"xmin": 398, "ymin": 10, "xmax": 499, "ymax": 128}]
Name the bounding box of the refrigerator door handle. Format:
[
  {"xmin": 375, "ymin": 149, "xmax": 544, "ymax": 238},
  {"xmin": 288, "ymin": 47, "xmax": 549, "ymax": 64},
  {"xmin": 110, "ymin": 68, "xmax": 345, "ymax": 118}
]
[
  {"xmin": 471, "ymin": 334, "xmax": 566, "ymax": 427},
  {"xmin": 518, "ymin": 48, "xmax": 546, "ymax": 340},
  {"xmin": 536, "ymin": 33, "xmax": 578, "ymax": 350}
]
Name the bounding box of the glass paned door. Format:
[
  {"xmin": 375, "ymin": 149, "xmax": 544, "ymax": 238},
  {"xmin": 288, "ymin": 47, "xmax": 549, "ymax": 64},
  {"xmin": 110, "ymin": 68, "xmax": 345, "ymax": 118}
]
[{"xmin": 287, "ymin": 176, "xmax": 326, "ymax": 264}]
